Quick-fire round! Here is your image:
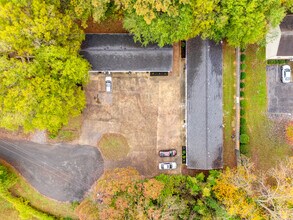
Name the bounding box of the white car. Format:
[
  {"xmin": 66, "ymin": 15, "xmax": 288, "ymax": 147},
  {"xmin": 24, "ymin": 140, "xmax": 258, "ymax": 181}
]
[
  {"xmin": 159, "ymin": 162, "xmax": 177, "ymax": 170},
  {"xmin": 105, "ymin": 75, "xmax": 112, "ymax": 92},
  {"xmin": 281, "ymin": 65, "xmax": 291, "ymax": 83}
]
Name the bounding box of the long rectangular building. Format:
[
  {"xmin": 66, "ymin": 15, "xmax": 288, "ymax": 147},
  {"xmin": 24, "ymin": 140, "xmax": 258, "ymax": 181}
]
[
  {"xmin": 80, "ymin": 34, "xmax": 173, "ymax": 72},
  {"xmin": 186, "ymin": 37, "xmax": 223, "ymax": 170}
]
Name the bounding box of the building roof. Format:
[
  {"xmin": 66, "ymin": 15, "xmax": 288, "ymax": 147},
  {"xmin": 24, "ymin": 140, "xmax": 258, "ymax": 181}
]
[
  {"xmin": 186, "ymin": 37, "xmax": 223, "ymax": 170},
  {"xmin": 267, "ymin": 15, "xmax": 293, "ymax": 59},
  {"xmin": 80, "ymin": 34, "xmax": 173, "ymax": 72}
]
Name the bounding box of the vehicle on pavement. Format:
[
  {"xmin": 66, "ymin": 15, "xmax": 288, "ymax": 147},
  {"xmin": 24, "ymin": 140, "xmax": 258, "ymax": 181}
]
[
  {"xmin": 159, "ymin": 162, "xmax": 177, "ymax": 170},
  {"xmin": 159, "ymin": 149, "xmax": 177, "ymax": 157},
  {"xmin": 281, "ymin": 65, "xmax": 291, "ymax": 83},
  {"xmin": 105, "ymin": 75, "xmax": 112, "ymax": 92}
]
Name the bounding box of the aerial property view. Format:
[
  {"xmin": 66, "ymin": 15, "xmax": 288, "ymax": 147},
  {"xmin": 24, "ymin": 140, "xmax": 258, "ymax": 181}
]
[{"xmin": 0, "ymin": 1, "xmax": 292, "ymax": 220}]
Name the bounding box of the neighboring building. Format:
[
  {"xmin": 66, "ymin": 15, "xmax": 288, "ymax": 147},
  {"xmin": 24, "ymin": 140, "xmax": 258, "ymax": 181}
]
[
  {"xmin": 80, "ymin": 34, "xmax": 173, "ymax": 72},
  {"xmin": 186, "ymin": 37, "xmax": 223, "ymax": 170},
  {"xmin": 266, "ymin": 15, "xmax": 293, "ymax": 60}
]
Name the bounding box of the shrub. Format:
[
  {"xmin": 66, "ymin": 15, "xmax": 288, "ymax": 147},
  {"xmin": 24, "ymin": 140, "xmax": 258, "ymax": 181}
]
[
  {"xmin": 240, "ymin": 144, "xmax": 249, "ymax": 155},
  {"xmin": 240, "ymin": 54, "xmax": 246, "ymax": 62},
  {"xmin": 240, "ymin": 122, "xmax": 247, "ymax": 134},
  {"xmin": 240, "ymin": 63, "xmax": 246, "ymax": 70},
  {"xmin": 240, "ymin": 118, "xmax": 246, "ymax": 126},
  {"xmin": 240, "ymin": 109, "xmax": 245, "ymax": 116},
  {"xmin": 240, "ymin": 134, "xmax": 250, "ymax": 144},
  {"xmin": 240, "ymin": 48, "xmax": 246, "ymax": 53},
  {"xmin": 240, "ymin": 72, "xmax": 246, "ymax": 80},
  {"xmin": 240, "ymin": 82, "xmax": 245, "ymax": 88},
  {"xmin": 267, "ymin": 59, "xmax": 288, "ymax": 65},
  {"xmin": 240, "ymin": 100, "xmax": 247, "ymax": 108},
  {"xmin": 240, "ymin": 91, "xmax": 244, "ymax": 97}
]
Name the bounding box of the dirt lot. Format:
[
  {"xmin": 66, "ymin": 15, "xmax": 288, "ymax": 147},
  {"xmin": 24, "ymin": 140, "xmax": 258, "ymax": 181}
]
[{"xmin": 79, "ymin": 73, "xmax": 183, "ymax": 176}]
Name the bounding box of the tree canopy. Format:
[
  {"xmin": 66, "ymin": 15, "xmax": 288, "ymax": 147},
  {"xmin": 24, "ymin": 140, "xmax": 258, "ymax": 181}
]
[
  {"xmin": 0, "ymin": 0, "xmax": 84, "ymax": 56},
  {"xmin": 0, "ymin": 46, "xmax": 89, "ymax": 133},
  {"xmin": 0, "ymin": 0, "xmax": 89, "ymax": 133}
]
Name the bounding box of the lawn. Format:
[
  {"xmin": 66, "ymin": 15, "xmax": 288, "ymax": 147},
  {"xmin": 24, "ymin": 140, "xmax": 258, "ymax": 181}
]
[
  {"xmin": 2, "ymin": 162, "xmax": 78, "ymax": 220},
  {"xmin": 223, "ymin": 42, "xmax": 237, "ymax": 168},
  {"xmin": 98, "ymin": 133, "xmax": 130, "ymax": 160},
  {"xmin": 244, "ymin": 45, "xmax": 292, "ymax": 171}
]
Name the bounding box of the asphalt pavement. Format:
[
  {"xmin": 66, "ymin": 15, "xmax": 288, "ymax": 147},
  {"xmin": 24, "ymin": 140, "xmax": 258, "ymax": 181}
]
[
  {"xmin": 267, "ymin": 65, "xmax": 293, "ymax": 114},
  {"xmin": 0, "ymin": 139, "xmax": 104, "ymax": 202}
]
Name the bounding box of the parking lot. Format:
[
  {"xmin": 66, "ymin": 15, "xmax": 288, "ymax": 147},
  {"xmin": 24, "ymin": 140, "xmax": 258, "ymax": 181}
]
[
  {"xmin": 267, "ymin": 64, "xmax": 293, "ymax": 114},
  {"xmin": 79, "ymin": 73, "xmax": 183, "ymax": 176}
]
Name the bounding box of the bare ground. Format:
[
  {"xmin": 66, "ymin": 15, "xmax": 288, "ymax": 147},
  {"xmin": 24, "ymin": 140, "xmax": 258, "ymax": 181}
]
[{"xmin": 79, "ymin": 73, "xmax": 183, "ymax": 177}]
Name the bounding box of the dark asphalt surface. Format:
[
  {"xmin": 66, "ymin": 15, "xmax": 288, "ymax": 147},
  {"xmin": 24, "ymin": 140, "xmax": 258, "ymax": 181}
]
[
  {"xmin": 267, "ymin": 65, "xmax": 293, "ymax": 114},
  {"xmin": 0, "ymin": 139, "xmax": 104, "ymax": 202}
]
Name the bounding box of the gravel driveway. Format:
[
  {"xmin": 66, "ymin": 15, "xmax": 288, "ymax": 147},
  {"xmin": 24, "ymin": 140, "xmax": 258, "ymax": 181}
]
[{"xmin": 0, "ymin": 139, "xmax": 104, "ymax": 202}]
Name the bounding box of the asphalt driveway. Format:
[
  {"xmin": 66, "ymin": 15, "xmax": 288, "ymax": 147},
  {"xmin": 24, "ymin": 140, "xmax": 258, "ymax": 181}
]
[
  {"xmin": 267, "ymin": 65, "xmax": 293, "ymax": 114},
  {"xmin": 0, "ymin": 139, "xmax": 104, "ymax": 202}
]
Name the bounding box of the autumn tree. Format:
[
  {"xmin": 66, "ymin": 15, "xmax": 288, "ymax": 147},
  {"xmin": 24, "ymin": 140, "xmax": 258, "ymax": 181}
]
[
  {"xmin": 214, "ymin": 156, "xmax": 293, "ymax": 219},
  {"xmin": 0, "ymin": 46, "xmax": 89, "ymax": 134}
]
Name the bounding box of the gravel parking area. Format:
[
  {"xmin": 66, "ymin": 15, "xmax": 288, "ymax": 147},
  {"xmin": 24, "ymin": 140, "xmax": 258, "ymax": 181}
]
[
  {"xmin": 79, "ymin": 73, "xmax": 183, "ymax": 177},
  {"xmin": 267, "ymin": 65, "xmax": 293, "ymax": 114}
]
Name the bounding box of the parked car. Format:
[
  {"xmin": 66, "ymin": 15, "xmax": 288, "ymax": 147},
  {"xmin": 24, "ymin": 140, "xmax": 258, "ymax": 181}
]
[
  {"xmin": 159, "ymin": 162, "xmax": 177, "ymax": 170},
  {"xmin": 105, "ymin": 75, "xmax": 112, "ymax": 92},
  {"xmin": 281, "ymin": 65, "xmax": 291, "ymax": 83},
  {"xmin": 159, "ymin": 149, "xmax": 177, "ymax": 157}
]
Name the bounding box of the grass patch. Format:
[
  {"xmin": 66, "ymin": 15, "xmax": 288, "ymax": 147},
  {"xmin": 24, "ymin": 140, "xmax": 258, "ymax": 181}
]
[
  {"xmin": 0, "ymin": 197, "xmax": 20, "ymax": 220},
  {"xmin": 50, "ymin": 116, "xmax": 82, "ymax": 142},
  {"xmin": 245, "ymin": 45, "xmax": 292, "ymax": 170},
  {"xmin": 98, "ymin": 133, "xmax": 130, "ymax": 160},
  {"xmin": 1, "ymin": 161, "xmax": 78, "ymax": 219},
  {"xmin": 222, "ymin": 43, "xmax": 236, "ymax": 168}
]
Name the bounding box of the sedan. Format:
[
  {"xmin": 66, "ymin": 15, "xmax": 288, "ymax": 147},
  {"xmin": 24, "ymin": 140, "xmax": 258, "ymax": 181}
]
[
  {"xmin": 159, "ymin": 149, "xmax": 177, "ymax": 157},
  {"xmin": 159, "ymin": 162, "xmax": 177, "ymax": 170},
  {"xmin": 281, "ymin": 65, "xmax": 291, "ymax": 83}
]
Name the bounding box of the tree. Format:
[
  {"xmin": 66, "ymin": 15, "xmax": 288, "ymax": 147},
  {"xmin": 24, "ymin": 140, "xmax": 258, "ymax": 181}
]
[
  {"xmin": 123, "ymin": 0, "xmax": 218, "ymax": 46},
  {"xmin": 214, "ymin": 156, "xmax": 293, "ymax": 219},
  {"xmin": 0, "ymin": 0, "xmax": 84, "ymax": 56},
  {"xmin": 208, "ymin": 0, "xmax": 286, "ymax": 47},
  {"xmin": 0, "ymin": 46, "xmax": 89, "ymax": 134}
]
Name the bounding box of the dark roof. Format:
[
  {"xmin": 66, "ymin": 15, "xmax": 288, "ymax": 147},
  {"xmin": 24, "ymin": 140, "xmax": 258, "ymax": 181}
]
[
  {"xmin": 186, "ymin": 37, "xmax": 223, "ymax": 170},
  {"xmin": 277, "ymin": 15, "xmax": 293, "ymax": 56},
  {"xmin": 80, "ymin": 34, "xmax": 173, "ymax": 72},
  {"xmin": 277, "ymin": 35, "xmax": 293, "ymax": 56},
  {"xmin": 280, "ymin": 15, "xmax": 293, "ymax": 32}
]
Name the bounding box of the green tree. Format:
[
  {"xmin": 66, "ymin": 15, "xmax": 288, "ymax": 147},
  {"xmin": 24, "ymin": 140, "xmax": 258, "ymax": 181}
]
[
  {"xmin": 0, "ymin": 46, "xmax": 89, "ymax": 134},
  {"xmin": 0, "ymin": 0, "xmax": 84, "ymax": 56},
  {"xmin": 208, "ymin": 0, "xmax": 285, "ymax": 47},
  {"xmin": 123, "ymin": 0, "xmax": 218, "ymax": 46}
]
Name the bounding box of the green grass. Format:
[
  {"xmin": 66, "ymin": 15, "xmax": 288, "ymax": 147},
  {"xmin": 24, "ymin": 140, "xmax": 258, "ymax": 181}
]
[
  {"xmin": 245, "ymin": 45, "xmax": 292, "ymax": 171},
  {"xmin": 222, "ymin": 43, "xmax": 236, "ymax": 168},
  {"xmin": 2, "ymin": 162, "xmax": 78, "ymax": 220},
  {"xmin": 50, "ymin": 116, "xmax": 82, "ymax": 142},
  {"xmin": 98, "ymin": 133, "xmax": 130, "ymax": 160}
]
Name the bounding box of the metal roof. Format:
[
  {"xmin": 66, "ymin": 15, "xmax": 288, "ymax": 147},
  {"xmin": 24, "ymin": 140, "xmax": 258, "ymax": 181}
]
[
  {"xmin": 80, "ymin": 34, "xmax": 173, "ymax": 72},
  {"xmin": 186, "ymin": 37, "xmax": 223, "ymax": 170}
]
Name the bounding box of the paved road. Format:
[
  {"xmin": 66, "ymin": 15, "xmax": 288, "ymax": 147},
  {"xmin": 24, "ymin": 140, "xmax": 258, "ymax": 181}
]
[
  {"xmin": 267, "ymin": 65, "xmax": 293, "ymax": 114},
  {"xmin": 0, "ymin": 139, "xmax": 104, "ymax": 202}
]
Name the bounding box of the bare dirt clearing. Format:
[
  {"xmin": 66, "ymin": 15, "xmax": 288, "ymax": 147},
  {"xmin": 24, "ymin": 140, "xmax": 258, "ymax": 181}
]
[{"xmin": 79, "ymin": 73, "xmax": 183, "ymax": 176}]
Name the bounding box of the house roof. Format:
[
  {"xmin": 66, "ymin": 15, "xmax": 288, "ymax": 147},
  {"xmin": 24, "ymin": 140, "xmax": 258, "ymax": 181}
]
[
  {"xmin": 280, "ymin": 15, "xmax": 293, "ymax": 32},
  {"xmin": 80, "ymin": 34, "xmax": 173, "ymax": 72},
  {"xmin": 186, "ymin": 37, "xmax": 223, "ymax": 170}
]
